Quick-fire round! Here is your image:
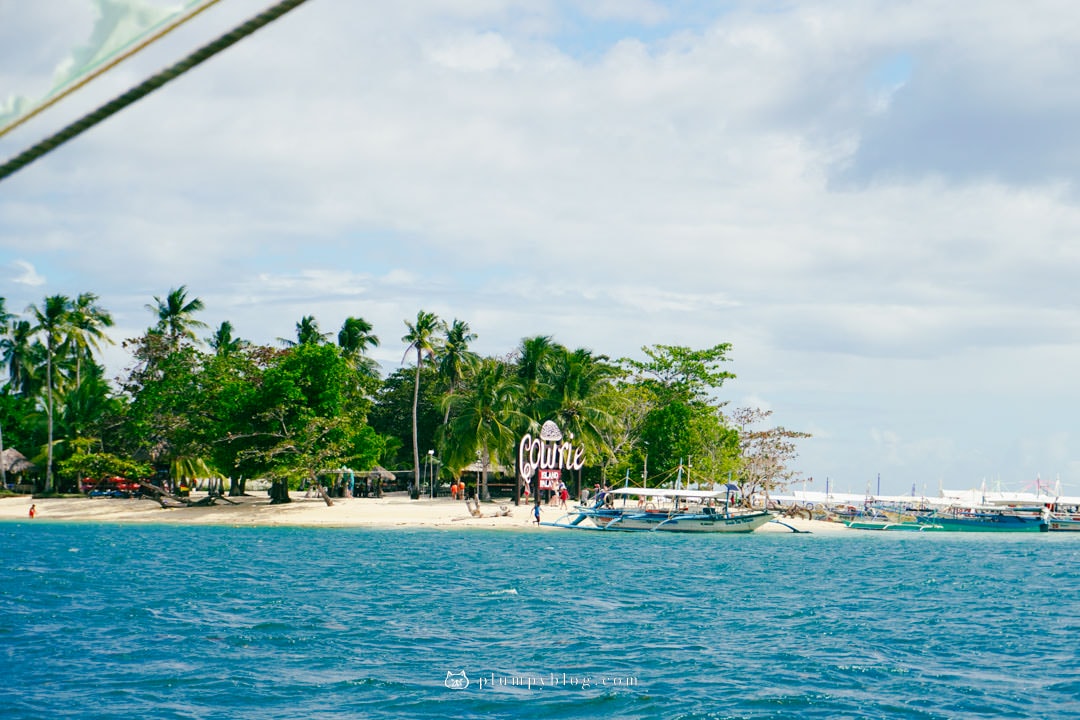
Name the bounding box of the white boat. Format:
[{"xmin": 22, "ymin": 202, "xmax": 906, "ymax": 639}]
[
  {"xmin": 543, "ymin": 487, "xmax": 774, "ymax": 533},
  {"xmin": 1047, "ymin": 511, "xmax": 1080, "ymax": 531}
]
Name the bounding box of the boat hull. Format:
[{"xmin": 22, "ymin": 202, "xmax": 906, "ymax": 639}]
[
  {"xmin": 551, "ymin": 508, "xmax": 774, "ymax": 533},
  {"xmin": 608, "ymin": 510, "xmax": 773, "ymax": 533},
  {"xmin": 845, "ymin": 520, "xmax": 942, "ymax": 531},
  {"xmin": 1047, "ymin": 515, "xmax": 1080, "ymax": 531},
  {"xmin": 918, "ymin": 514, "xmax": 1048, "ymax": 532}
]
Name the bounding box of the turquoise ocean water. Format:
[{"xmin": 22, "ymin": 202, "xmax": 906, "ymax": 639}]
[{"xmin": 2, "ymin": 522, "xmax": 1079, "ymax": 719}]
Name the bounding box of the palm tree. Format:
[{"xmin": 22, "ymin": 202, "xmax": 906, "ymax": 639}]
[
  {"xmin": 0, "ymin": 298, "xmax": 9, "ymax": 490},
  {"xmin": 207, "ymin": 321, "xmax": 249, "ymax": 357},
  {"xmin": 147, "ymin": 286, "xmax": 207, "ymax": 349},
  {"xmin": 27, "ymin": 294, "xmax": 74, "ymax": 492},
  {"xmin": 544, "ymin": 348, "xmax": 618, "ymax": 494},
  {"xmin": 337, "ymin": 316, "xmax": 380, "ymax": 376},
  {"xmin": 436, "ymin": 319, "xmax": 478, "ymax": 425},
  {"xmin": 279, "ymin": 315, "xmax": 330, "ymax": 347},
  {"xmin": 67, "ymin": 292, "xmax": 114, "ymax": 392},
  {"xmin": 1, "ymin": 320, "xmax": 38, "ymax": 396},
  {"xmin": 514, "ymin": 335, "xmax": 559, "ymax": 423},
  {"xmin": 0, "ymin": 297, "xmax": 11, "ymax": 338},
  {"xmin": 402, "ymin": 309, "xmax": 444, "ymax": 499},
  {"xmin": 444, "ymin": 358, "xmax": 526, "ymax": 502}
]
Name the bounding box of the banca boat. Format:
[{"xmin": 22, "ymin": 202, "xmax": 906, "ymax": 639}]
[
  {"xmin": 916, "ymin": 505, "xmax": 1048, "ymax": 532},
  {"xmin": 543, "ymin": 487, "xmax": 774, "ymax": 533}
]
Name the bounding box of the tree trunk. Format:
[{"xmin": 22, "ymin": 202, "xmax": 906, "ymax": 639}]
[
  {"xmin": 269, "ymin": 478, "xmax": 291, "ymax": 504},
  {"xmin": 481, "ymin": 445, "xmax": 491, "ymax": 502},
  {"xmin": 45, "ymin": 348, "xmax": 54, "ymax": 493},
  {"xmin": 410, "ymin": 356, "xmax": 421, "ymax": 499}
]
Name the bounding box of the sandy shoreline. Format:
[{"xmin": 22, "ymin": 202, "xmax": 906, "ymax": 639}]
[{"xmin": 0, "ymin": 492, "xmax": 845, "ymax": 533}]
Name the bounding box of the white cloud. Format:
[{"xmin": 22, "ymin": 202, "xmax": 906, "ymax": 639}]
[
  {"xmin": 10, "ymin": 259, "xmax": 45, "ymax": 286},
  {"xmin": 426, "ymin": 31, "xmax": 516, "ymax": 72},
  {"xmin": 4, "ymin": 1, "xmax": 1080, "ymax": 494}
]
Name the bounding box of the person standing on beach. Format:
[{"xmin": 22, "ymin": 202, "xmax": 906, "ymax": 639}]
[
  {"xmin": 533, "ymin": 504, "xmax": 541, "ymax": 525},
  {"xmin": 28, "ymin": 504, "xmax": 36, "ymax": 519}
]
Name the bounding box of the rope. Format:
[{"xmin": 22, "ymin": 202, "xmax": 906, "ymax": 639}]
[
  {"xmin": 0, "ymin": 0, "xmax": 226, "ymax": 141},
  {"xmin": 0, "ymin": 0, "xmax": 313, "ymax": 184}
]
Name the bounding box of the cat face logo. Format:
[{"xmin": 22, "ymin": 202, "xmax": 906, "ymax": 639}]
[{"xmin": 444, "ymin": 670, "xmax": 469, "ymax": 690}]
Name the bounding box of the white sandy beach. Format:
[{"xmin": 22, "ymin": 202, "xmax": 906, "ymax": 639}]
[{"xmin": 0, "ymin": 491, "xmax": 845, "ymax": 533}]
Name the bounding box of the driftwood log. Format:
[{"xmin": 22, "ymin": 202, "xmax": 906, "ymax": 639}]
[
  {"xmin": 140, "ymin": 480, "xmax": 240, "ymax": 509},
  {"xmin": 454, "ymin": 499, "xmax": 512, "ymax": 520}
]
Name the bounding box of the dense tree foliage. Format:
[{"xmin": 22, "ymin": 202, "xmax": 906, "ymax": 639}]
[{"xmin": 0, "ymin": 292, "xmax": 808, "ymax": 501}]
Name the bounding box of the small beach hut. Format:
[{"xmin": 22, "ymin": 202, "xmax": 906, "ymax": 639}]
[{"xmin": 1, "ymin": 448, "xmax": 35, "ymax": 490}]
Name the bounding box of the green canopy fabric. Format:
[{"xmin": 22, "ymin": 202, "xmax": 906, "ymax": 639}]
[{"xmin": 1, "ymin": 0, "xmax": 211, "ymax": 129}]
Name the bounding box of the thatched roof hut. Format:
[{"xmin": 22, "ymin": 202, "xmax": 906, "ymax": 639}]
[
  {"xmin": 369, "ymin": 465, "xmax": 397, "ymax": 480},
  {"xmin": 1, "ymin": 448, "xmax": 35, "ymax": 475}
]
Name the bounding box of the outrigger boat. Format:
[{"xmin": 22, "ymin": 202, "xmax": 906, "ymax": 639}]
[
  {"xmin": 842, "ymin": 505, "xmax": 944, "ymax": 531},
  {"xmin": 916, "ymin": 505, "xmax": 1048, "ymax": 532},
  {"xmin": 542, "ymin": 487, "xmax": 774, "ymax": 533}
]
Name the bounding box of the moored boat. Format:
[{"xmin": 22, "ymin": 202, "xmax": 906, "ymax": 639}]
[
  {"xmin": 543, "ymin": 487, "xmax": 773, "ymax": 533},
  {"xmin": 1046, "ymin": 513, "xmax": 1080, "ymax": 531},
  {"xmin": 845, "ymin": 519, "xmax": 943, "ymax": 531},
  {"xmin": 917, "ymin": 505, "xmax": 1048, "ymax": 532}
]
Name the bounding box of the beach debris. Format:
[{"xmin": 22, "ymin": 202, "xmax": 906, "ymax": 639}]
[{"xmin": 456, "ymin": 499, "xmax": 514, "ymax": 520}]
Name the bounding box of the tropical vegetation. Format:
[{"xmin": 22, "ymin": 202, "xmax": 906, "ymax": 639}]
[{"xmin": 0, "ymin": 290, "xmax": 809, "ymax": 503}]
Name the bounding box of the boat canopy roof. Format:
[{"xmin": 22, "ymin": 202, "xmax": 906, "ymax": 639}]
[{"xmin": 607, "ymin": 487, "xmax": 735, "ymax": 500}]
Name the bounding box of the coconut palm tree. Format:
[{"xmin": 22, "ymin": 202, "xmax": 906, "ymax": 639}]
[
  {"xmin": 27, "ymin": 294, "xmax": 74, "ymax": 492},
  {"xmin": 147, "ymin": 285, "xmax": 207, "ymax": 349},
  {"xmin": 514, "ymin": 335, "xmax": 559, "ymax": 424},
  {"xmin": 0, "ymin": 298, "xmax": 9, "ymax": 490},
  {"xmin": 436, "ymin": 319, "xmax": 478, "ymax": 425},
  {"xmin": 207, "ymin": 321, "xmax": 249, "ymax": 357},
  {"xmin": 402, "ymin": 310, "xmax": 444, "ymax": 499},
  {"xmin": 66, "ymin": 292, "xmax": 114, "ymax": 392},
  {"xmin": 279, "ymin": 315, "xmax": 330, "ymax": 347},
  {"xmin": 0, "ymin": 297, "xmax": 11, "ymax": 338},
  {"xmin": 444, "ymin": 357, "xmax": 526, "ymax": 502},
  {"xmin": 1, "ymin": 320, "xmax": 38, "ymax": 396},
  {"xmin": 337, "ymin": 316, "xmax": 380, "ymax": 377},
  {"xmin": 543, "ymin": 347, "xmax": 618, "ymax": 482}
]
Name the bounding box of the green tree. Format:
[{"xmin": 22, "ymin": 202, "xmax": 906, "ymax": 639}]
[
  {"xmin": 235, "ymin": 343, "xmax": 377, "ymax": 502},
  {"xmin": 67, "ymin": 292, "xmax": 114, "ymax": 393},
  {"xmin": 27, "ymin": 294, "xmax": 74, "ymax": 491},
  {"xmin": 436, "ymin": 318, "xmax": 478, "ymax": 425},
  {"xmin": 514, "ymin": 335, "xmax": 558, "ymax": 423},
  {"xmin": 147, "ymin": 286, "xmax": 207, "ymax": 349},
  {"xmin": 280, "ymin": 315, "xmax": 330, "ymax": 347},
  {"xmin": 592, "ymin": 381, "xmax": 652, "ymax": 484},
  {"xmin": 369, "ymin": 366, "xmax": 441, "ymax": 471},
  {"xmin": 402, "ymin": 310, "xmax": 443, "ymax": 499},
  {"xmin": 337, "ymin": 316, "xmax": 380, "ymax": 378},
  {"xmin": 207, "ymin": 321, "xmax": 249, "ymax": 357},
  {"xmin": 622, "ymin": 344, "xmax": 736, "ymax": 484},
  {"xmin": 2, "ymin": 320, "xmax": 41, "ymax": 396},
  {"xmin": 443, "ymin": 357, "xmax": 525, "ymax": 501}
]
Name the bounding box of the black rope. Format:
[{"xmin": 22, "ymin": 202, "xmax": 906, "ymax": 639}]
[{"xmin": 0, "ymin": 0, "xmax": 313, "ymax": 184}]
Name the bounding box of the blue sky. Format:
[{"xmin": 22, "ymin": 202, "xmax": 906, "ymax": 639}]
[{"xmin": 3, "ymin": 0, "xmax": 1080, "ymax": 496}]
